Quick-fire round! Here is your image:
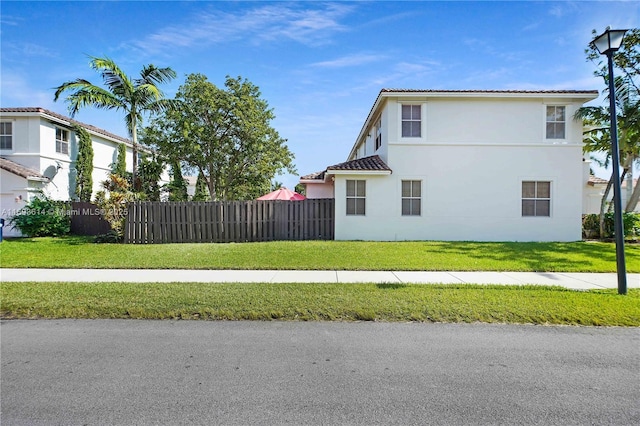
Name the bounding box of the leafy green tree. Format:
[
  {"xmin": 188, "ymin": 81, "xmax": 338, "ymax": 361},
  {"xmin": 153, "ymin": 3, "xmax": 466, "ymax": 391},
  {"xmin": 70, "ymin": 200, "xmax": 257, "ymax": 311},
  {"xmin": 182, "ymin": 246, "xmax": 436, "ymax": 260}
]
[
  {"xmin": 137, "ymin": 155, "xmax": 164, "ymax": 201},
  {"xmin": 144, "ymin": 74, "xmax": 296, "ymax": 200},
  {"xmin": 54, "ymin": 56, "xmax": 176, "ymax": 190},
  {"xmin": 294, "ymin": 183, "xmax": 306, "ymax": 196},
  {"xmin": 192, "ymin": 171, "xmax": 211, "ymax": 201},
  {"xmin": 166, "ymin": 161, "xmax": 188, "ymax": 201},
  {"xmin": 72, "ymin": 124, "xmax": 94, "ymax": 202}
]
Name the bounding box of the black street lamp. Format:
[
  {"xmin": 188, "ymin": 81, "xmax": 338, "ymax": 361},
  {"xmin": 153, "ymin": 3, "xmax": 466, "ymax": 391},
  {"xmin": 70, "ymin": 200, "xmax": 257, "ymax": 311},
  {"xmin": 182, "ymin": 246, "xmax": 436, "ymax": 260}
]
[{"xmin": 591, "ymin": 27, "xmax": 628, "ymax": 295}]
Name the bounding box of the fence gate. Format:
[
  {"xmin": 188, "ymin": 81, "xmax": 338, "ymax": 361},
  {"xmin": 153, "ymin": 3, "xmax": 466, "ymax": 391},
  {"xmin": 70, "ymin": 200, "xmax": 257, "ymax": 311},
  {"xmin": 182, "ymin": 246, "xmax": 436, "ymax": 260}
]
[{"xmin": 124, "ymin": 199, "xmax": 334, "ymax": 244}]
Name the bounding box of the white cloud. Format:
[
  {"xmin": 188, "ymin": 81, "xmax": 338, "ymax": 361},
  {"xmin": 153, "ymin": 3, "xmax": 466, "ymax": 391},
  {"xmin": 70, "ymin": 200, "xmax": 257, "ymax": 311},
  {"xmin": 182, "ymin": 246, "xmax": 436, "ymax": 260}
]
[
  {"xmin": 130, "ymin": 3, "xmax": 354, "ymax": 55},
  {"xmin": 310, "ymin": 53, "xmax": 385, "ymax": 68}
]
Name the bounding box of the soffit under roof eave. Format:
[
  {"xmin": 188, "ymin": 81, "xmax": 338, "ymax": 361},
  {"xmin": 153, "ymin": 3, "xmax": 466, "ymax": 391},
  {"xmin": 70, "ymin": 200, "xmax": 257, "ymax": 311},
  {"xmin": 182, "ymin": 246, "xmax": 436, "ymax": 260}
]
[{"xmin": 326, "ymin": 170, "xmax": 391, "ymax": 176}]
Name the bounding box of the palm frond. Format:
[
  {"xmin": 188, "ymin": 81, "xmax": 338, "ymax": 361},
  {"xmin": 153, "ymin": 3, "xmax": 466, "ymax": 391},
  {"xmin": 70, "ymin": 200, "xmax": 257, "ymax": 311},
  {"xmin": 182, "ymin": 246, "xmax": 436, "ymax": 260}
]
[{"xmin": 89, "ymin": 56, "xmax": 134, "ymax": 99}]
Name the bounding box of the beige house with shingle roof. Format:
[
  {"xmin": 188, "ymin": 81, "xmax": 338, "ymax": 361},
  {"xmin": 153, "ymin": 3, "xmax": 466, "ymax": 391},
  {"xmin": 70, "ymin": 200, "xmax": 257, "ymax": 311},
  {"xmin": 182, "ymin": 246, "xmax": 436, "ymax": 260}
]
[
  {"xmin": 301, "ymin": 88, "xmax": 599, "ymax": 241},
  {"xmin": 0, "ymin": 107, "xmax": 141, "ymax": 237}
]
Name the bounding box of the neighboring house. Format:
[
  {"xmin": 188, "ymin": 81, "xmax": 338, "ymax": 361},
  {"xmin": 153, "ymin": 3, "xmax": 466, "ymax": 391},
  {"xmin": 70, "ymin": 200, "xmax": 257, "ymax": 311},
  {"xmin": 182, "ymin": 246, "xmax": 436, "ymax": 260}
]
[
  {"xmin": 584, "ymin": 175, "xmax": 640, "ymax": 214},
  {"xmin": 301, "ymin": 89, "xmax": 599, "ymax": 242},
  {"xmin": 0, "ymin": 107, "xmax": 162, "ymax": 237}
]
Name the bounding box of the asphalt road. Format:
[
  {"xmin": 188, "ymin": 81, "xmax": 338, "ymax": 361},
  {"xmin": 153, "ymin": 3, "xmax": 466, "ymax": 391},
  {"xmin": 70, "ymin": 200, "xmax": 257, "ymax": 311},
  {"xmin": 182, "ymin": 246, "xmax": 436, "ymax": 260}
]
[{"xmin": 1, "ymin": 320, "xmax": 638, "ymax": 425}]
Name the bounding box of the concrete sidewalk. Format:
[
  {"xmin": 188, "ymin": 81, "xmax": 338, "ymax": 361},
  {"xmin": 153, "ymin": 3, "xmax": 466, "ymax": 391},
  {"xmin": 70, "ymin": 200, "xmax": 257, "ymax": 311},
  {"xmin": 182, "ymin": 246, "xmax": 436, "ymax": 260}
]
[{"xmin": 1, "ymin": 268, "xmax": 638, "ymax": 291}]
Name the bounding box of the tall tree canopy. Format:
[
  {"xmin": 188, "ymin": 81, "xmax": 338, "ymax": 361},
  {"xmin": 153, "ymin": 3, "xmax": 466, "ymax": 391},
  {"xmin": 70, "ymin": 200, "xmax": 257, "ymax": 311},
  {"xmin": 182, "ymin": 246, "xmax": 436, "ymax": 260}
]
[
  {"xmin": 54, "ymin": 56, "xmax": 176, "ymax": 189},
  {"xmin": 143, "ymin": 74, "xmax": 296, "ymax": 200}
]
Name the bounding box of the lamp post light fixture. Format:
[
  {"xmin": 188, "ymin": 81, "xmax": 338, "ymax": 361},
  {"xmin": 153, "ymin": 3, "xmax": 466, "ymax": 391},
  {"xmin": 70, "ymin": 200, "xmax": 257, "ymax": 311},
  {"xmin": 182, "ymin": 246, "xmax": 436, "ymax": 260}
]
[{"xmin": 591, "ymin": 27, "xmax": 628, "ymax": 295}]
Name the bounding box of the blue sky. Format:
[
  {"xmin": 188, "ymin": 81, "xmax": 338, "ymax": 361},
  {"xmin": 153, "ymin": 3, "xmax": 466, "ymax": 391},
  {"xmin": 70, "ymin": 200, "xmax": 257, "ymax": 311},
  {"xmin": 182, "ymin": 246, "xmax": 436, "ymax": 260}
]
[{"xmin": 2, "ymin": 1, "xmax": 639, "ymax": 189}]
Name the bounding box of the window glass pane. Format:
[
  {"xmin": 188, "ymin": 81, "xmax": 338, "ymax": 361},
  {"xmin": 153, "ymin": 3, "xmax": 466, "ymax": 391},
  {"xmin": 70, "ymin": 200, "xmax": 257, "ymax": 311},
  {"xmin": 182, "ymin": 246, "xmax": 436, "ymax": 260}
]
[
  {"xmin": 555, "ymin": 124, "xmax": 565, "ymax": 139},
  {"xmin": 346, "ymin": 180, "xmax": 355, "ymax": 197},
  {"xmin": 411, "ymin": 105, "xmax": 421, "ymax": 120},
  {"xmin": 412, "ymin": 181, "xmax": 421, "ymax": 197},
  {"xmin": 546, "ymin": 106, "xmax": 555, "ymax": 121},
  {"xmin": 537, "ymin": 182, "xmax": 550, "ymax": 198},
  {"xmin": 522, "ymin": 200, "xmax": 535, "ymax": 216},
  {"xmin": 412, "ymin": 122, "xmax": 421, "ymax": 137},
  {"xmin": 402, "ymin": 122, "xmax": 412, "ymax": 137},
  {"xmin": 556, "ymin": 106, "xmax": 565, "ymax": 121},
  {"xmin": 402, "ymin": 199, "xmax": 410, "ymax": 216},
  {"xmin": 402, "ymin": 105, "xmax": 412, "ymax": 120},
  {"xmin": 522, "ymin": 182, "xmax": 535, "ymax": 198},
  {"xmin": 536, "ymin": 200, "xmax": 550, "ymax": 216},
  {"xmin": 356, "ymin": 180, "xmax": 366, "ymax": 196},
  {"xmin": 411, "ymin": 199, "xmax": 421, "ymax": 215},
  {"xmin": 347, "ymin": 198, "xmax": 356, "ymax": 215},
  {"xmin": 356, "ymin": 199, "xmax": 366, "ymax": 215},
  {"xmin": 402, "ymin": 181, "xmax": 411, "ymax": 197}
]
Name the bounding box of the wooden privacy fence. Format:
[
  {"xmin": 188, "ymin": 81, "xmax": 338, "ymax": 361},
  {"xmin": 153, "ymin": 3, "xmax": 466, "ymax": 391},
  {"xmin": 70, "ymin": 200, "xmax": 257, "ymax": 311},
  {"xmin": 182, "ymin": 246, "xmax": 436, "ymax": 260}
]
[{"xmin": 124, "ymin": 199, "xmax": 334, "ymax": 244}]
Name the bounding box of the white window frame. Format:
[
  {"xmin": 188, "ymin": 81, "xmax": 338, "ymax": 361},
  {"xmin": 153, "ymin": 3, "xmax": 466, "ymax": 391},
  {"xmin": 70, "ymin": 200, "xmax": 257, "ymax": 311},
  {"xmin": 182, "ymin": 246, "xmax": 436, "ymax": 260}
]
[
  {"xmin": 55, "ymin": 127, "xmax": 69, "ymax": 155},
  {"xmin": 401, "ymin": 104, "xmax": 422, "ymax": 138},
  {"xmin": 545, "ymin": 105, "xmax": 566, "ymax": 140},
  {"xmin": 401, "ymin": 180, "xmax": 422, "ymax": 216},
  {"xmin": 346, "ymin": 179, "xmax": 366, "ymax": 216},
  {"xmin": 522, "ymin": 181, "xmax": 551, "ymax": 217},
  {"xmin": 0, "ymin": 121, "xmax": 13, "ymax": 150},
  {"xmin": 375, "ymin": 116, "xmax": 382, "ymax": 151}
]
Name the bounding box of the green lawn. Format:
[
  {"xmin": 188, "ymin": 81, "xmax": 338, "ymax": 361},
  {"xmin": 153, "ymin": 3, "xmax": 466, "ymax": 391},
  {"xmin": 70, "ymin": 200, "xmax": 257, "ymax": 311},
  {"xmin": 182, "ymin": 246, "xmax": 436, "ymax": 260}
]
[
  {"xmin": 2, "ymin": 282, "xmax": 639, "ymax": 326},
  {"xmin": 1, "ymin": 237, "xmax": 639, "ymax": 272}
]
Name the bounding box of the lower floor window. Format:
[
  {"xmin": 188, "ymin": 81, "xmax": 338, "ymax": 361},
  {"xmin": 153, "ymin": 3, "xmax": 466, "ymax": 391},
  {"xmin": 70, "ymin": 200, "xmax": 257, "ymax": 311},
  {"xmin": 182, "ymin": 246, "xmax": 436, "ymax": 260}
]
[
  {"xmin": 346, "ymin": 180, "xmax": 366, "ymax": 215},
  {"xmin": 401, "ymin": 180, "xmax": 421, "ymax": 216},
  {"xmin": 522, "ymin": 181, "xmax": 550, "ymax": 217}
]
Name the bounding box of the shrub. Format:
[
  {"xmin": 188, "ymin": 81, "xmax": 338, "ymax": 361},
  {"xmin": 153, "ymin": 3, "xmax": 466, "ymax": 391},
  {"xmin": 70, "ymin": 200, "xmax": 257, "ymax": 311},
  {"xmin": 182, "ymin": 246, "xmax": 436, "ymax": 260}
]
[
  {"xmin": 9, "ymin": 197, "xmax": 71, "ymax": 237},
  {"xmin": 583, "ymin": 212, "xmax": 640, "ymax": 240}
]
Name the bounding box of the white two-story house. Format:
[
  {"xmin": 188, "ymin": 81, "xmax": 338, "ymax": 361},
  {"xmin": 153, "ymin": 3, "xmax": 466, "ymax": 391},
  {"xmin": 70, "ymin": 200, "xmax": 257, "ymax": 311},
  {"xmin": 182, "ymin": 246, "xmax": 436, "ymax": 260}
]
[
  {"xmin": 0, "ymin": 107, "xmax": 141, "ymax": 237},
  {"xmin": 301, "ymin": 89, "xmax": 599, "ymax": 242}
]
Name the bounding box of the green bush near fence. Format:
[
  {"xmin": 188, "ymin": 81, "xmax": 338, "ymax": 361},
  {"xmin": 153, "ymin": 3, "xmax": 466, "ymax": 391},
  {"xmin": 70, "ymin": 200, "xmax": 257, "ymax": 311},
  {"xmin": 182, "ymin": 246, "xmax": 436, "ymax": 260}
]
[
  {"xmin": 583, "ymin": 212, "xmax": 640, "ymax": 240},
  {"xmin": 8, "ymin": 197, "xmax": 71, "ymax": 237}
]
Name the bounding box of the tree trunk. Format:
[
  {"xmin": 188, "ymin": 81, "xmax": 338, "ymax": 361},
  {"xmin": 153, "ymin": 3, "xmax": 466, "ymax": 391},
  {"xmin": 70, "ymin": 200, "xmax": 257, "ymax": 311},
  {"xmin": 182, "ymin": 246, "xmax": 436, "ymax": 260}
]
[
  {"xmin": 600, "ymin": 169, "xmax": 628, "ymax": 237},
  {"xmin": 625, "ymin": 174, "xmax": 640, "ymax": 212},
  {"xmin": 600, "ymin": 176, "xmax": 614, "ymax": 238}
]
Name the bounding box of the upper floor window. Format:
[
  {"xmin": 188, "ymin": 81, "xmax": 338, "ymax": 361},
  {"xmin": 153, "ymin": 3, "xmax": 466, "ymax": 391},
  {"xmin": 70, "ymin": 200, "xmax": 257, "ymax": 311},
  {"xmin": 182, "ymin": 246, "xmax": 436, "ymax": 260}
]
[
  {"xmin": 0, "ymin": 122, "xmax": 12, "ymax": 150},
  {"xmin": 56, "ymin": 128, "xmax": 69, "ymax": 154},
  {"xmin": 346, "ymin": 179, "xmax": 366, "ymax": 215},
  {"xmin": 546, "ymin": 106, "xmax": 565, "ymax": 139},
  {"xmin": 522, "ymin": 181, "xmax": 550, "ymax": 217},
  {"xmin": 401, "ymin": 105, "xmax": 421, "ymax": 138},
  {"xmin": 375, "ymin": 116, "xmax": 382, "ymax": 151},
  {"xmin": 401, "ymin": 180, "xmax": 421, "ymax": 216}
]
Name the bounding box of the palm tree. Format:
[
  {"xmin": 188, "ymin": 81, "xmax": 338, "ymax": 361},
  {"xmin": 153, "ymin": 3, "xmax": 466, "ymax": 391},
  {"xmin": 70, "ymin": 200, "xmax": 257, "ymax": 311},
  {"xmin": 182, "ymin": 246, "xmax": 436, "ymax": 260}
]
[
  {"xmin": 575, "ymin": 77, "xmax": 640, "ymax": 236},
  {"xmin": 54, "ymin": 56, "xmax": 176, "ymax": 189}
]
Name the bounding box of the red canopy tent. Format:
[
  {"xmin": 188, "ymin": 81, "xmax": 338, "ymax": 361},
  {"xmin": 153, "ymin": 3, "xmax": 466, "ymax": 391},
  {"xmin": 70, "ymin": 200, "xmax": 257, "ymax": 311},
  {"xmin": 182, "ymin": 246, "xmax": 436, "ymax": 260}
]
[{"xmin": 257, "ymin": 187, "xmax": 306, "ymax": 201}]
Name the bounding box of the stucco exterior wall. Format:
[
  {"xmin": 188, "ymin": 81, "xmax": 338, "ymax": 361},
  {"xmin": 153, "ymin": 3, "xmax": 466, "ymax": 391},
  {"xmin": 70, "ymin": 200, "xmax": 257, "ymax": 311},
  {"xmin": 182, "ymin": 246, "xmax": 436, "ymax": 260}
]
[
  {"xmin": 335, "ymin": 142, "xmax": 583, "ymax": 241},
  {"xmin": 305, "ymin": 180, "xmax": 334, "ymax": 199}
]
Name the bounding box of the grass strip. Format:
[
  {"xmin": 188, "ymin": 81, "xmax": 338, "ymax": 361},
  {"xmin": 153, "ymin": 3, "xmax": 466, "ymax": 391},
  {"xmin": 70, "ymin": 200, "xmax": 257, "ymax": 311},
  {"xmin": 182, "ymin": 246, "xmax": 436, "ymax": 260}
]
[
  {"xmin": 1, "ymin": 237, "xmax": 640, "ymax": 272},
  {"xmin": 2, "ymin": 282, "xmax": 639, "ymax": 326}
]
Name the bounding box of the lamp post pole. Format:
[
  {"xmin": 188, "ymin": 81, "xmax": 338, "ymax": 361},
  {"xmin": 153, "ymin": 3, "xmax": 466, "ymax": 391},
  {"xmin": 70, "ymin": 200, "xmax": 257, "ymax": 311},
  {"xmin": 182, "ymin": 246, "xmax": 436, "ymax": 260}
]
[
  {"xmin": 592, "ymin": 28, "xmax": 628, "ymax": 295},
  {"xmin": 605, "ymin": 51, "xmax": 627, "ymax": 295}
]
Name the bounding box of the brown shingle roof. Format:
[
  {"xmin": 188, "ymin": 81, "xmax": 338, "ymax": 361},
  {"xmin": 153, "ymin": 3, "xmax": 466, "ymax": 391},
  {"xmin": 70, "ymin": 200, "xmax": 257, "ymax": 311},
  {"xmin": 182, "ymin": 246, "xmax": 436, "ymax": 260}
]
[
  {"xmin": 0, "ymin": 107, "xmax": 132, "ymax": 145},
  {"xmin": 327, "ymin": 155, "xmax": 391, "ymax": 172},
  {"xmin": 0, "ymin": 157, "xmax": 46, "ymax": 180},
  {"xmin": 300, "ymin": 170, "xmax": 326, "ymax": 181},
  {"xmin": 380, "ymin": 89, "xmax": 599, "ymax": 95}
]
